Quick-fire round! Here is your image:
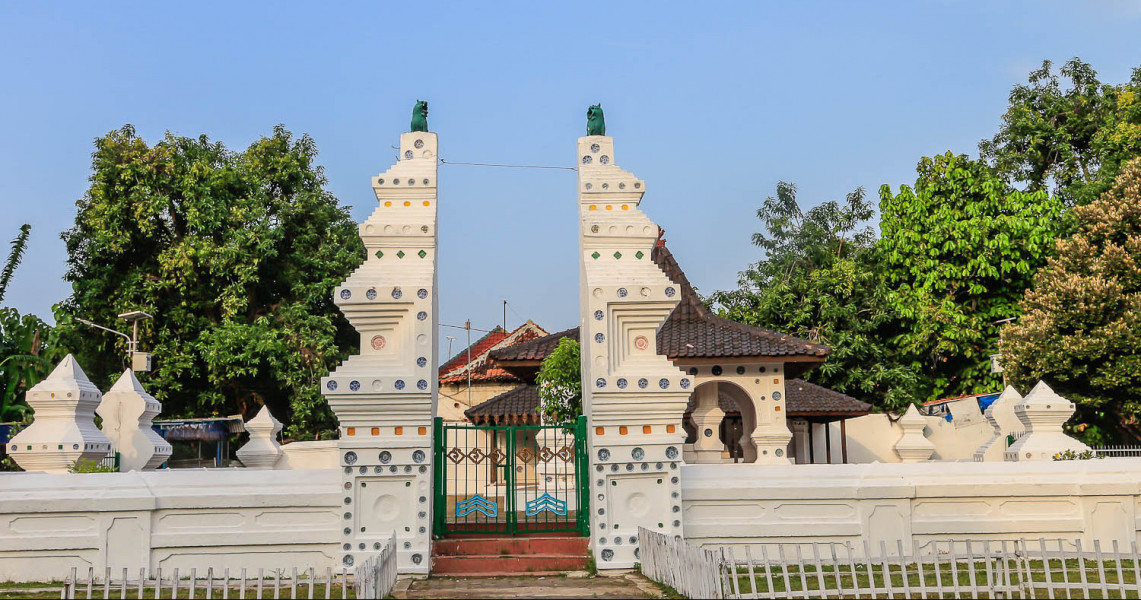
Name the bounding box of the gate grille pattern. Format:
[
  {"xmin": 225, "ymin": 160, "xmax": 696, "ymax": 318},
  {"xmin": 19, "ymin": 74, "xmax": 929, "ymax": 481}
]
[{"xmin": 433, "ymin": 417, "xmax": 588, "ymax": 536}]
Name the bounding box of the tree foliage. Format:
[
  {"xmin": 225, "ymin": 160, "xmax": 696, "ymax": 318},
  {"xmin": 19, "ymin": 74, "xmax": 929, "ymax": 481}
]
[
  {"xmin": 535, "ymin": 338, "xmax": 582, "ymax": 424},
  {"xmin": 1000, "ymin": 159, "xmax": 1141, "ymax": 442},
  {"xmin": 981, "ymin": 58, "xmax": 1141, "ymax": 207},
  {"xmin": 0, "ymin": 224, "xmax": 31, "ymax": 305},
  {"xmin": 879, "ymin": 152, "xmax": 1065, "ymax": 402},
  {"xmin": 57, "ymin": 125, "xmax": 364, "ymax": 439},
  {"xmin": 0, "ymin": 308, "xmax": 56, "ymax": 423},
  {"xmin": 0, "ymin": 224, "xmax": 64, "ymax": 429},
  {"xmin": 710, "ymin": 183, "xmax": 919, "ymax": 410}
]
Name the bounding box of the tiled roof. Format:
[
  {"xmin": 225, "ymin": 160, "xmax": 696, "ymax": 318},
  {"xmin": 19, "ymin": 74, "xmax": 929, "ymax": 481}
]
[
  {"xmin": 488, "ymin": 327, "xmax": 580, "ymax": 363},
  {"xmin": 469, "ymin": 378, "xmax": 870, "ymax": 423},
  {"xmin": 439, "ymin": 328, "xmax": 507, "ymax": 377},
  {"xmin": 464, "ymin": 384, "xmax": 541, "ymax": 424},
  {"xmin": 783, "ymin": 379, "xmax": 871, "ymax": 416},
  {"xmin": 438, "ymin": 321, "xmax": 549, "ymax": 385},
  {"xmin": 651, "ymin": 244, "xmax": 831, "ymax": 360},
  {"xmin": 682, "ymin": 379, "xmax": 869, "ymax": 417}
]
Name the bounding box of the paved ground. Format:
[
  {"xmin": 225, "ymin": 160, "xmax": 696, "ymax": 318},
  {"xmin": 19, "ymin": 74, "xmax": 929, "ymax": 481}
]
[{"xmin": 393, "ymin": 572, "xmax": 665, "ymax": 599}]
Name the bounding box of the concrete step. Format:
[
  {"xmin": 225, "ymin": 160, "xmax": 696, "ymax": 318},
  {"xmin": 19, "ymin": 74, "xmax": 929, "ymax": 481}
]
[
  {"xmin": 434, "ymin": 536, "xmax": 588, "ymax": 557},
  {"xmin": 431, "ymin": 554, "xmax": 590, "ymax": 576}
]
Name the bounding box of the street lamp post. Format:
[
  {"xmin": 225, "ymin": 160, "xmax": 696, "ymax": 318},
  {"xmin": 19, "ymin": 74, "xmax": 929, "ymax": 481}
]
[{"xmin": 76, "ymin": 310, "xmax": 154, "ymax": 372}]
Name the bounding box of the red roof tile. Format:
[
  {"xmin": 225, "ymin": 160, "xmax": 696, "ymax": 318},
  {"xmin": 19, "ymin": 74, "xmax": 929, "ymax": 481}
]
[{"xmin": 438, "ymin": 321, "xmax": 549, "ymax": 385}]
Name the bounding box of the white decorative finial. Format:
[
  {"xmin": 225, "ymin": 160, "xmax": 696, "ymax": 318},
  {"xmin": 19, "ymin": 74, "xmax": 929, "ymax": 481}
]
[
  {"xmin": 237, "ymin": 405, "xmax": 284, "ymax": 469},
  {"xmin": 895, "ymin": 404, "xmax": 935, "ymax": 462},
  {"xmin": 98, "ymin": 370, "xmax": 171, "ymax": 471},
  {"xmin": 8, "ymin": 354, "xmax": 112, "ymax": 473},
  {"xmin": 1005, "ymin": 381, "xmax": 1090, "ymax": 461},
  {"xmin": 973, "ymin": 386, "xmax": 1024, "ymax": 462}
]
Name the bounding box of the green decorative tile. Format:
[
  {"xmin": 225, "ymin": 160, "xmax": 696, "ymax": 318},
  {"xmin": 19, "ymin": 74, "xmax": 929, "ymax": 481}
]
[
  {"xmin": 418, "ymin": 249, "xmax": 427, "ymax": 258},
  {"xmin": 396, "ymin": 250, "xmax": 405, "ymax": 259},
  {"xmin": 375, "ymin": 250, "xmax": 384, "ymax": 259},
  {"xmin": 591, "ymin": 252, "xmax": 600, "ymax": 260},
  {"xmin": 635, "ymin": 251, "xmax": 644, "ymax": 260},
  {"xmin": 613, "ymin": 251, "xmax": 622, "ymax": 259}
]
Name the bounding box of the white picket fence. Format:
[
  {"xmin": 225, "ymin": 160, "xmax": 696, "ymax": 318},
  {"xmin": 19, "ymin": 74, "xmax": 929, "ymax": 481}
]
[
  {"xmin": 638, "ymin": 527, "xmax": 725, "ymax": 599},
  {"xmin": 354, "ymin": 535, "xmax": 399, "ymax": 599},
  {"xmin": 639, "ymin": 532, "xmax": 1141, "ymax": 599},
  {"xmin": 60, "ymin": 533, "xmax": 398, "ymax": 599}
]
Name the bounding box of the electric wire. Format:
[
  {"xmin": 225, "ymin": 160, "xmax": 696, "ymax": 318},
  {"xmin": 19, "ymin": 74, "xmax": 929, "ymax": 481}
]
[{"xmin": 438, "ymin": 158, "xmax": 577, "ymax": 171}]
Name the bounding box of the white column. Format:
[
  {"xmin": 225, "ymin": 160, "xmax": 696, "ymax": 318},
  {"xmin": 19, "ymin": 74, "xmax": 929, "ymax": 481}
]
[
  {"xmin": 321, "ymin": 129, "xmax": 438, "ymax": 574},
  {"xmin": 8, "ymin": 354, "xmax": 112, "ymax": 473},
  {"xmin": 97, "ymin": 369, "xmax": 171, "ymax": 471},
  {"xmin": 690, "ymin": 383, "xmax": 725, "ymax": 463},
  {"xmin": 578, "ymin": 133, "xmax": 690, "ymax": 569}
]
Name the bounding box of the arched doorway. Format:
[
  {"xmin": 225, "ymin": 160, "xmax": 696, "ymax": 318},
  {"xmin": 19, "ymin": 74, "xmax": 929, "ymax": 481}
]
[{"xmin": 682, "ymin": 381, "xmax": 758, "ymax": 463}]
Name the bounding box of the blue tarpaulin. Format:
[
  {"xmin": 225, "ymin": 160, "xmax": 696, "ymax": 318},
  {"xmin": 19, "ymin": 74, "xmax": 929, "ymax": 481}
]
[{"xmin": 977, "ymin": 393, "xmax": 1001, "ymax": 411}]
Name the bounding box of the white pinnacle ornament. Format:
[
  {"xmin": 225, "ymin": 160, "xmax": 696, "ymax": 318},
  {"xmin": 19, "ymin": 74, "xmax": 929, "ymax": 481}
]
[
  {"xmin": 97, "ymin": 370, "xmax": 171, "ymax": 471},
  {"xmin": 1005, "ymin": 381, "xmax": 1090, "ymax": 461},
  {"xmin": 894, "ymin": 404, "xmax": 935, "ymax": 462},
  {"xmin": 8, "ymin": 354, "xmax": 112, "ymax": 473},
  {"xmin": 237, "ymin": 405, "xmax": 284, "ymax": 469},
  {"xmin": 973, "ymin": 386, "xmax": 1023, "ymax": 462}
]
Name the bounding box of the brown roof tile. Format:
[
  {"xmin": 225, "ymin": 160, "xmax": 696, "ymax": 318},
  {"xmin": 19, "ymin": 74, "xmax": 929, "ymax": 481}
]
[
  {"xmin": 470, "ymin": 378, "xmax": 870, "ymax": 423},
  {"xmin": 782, "ymin": 379, "xmax": 871, "ymax": 416},
  {"xmin": 439, "ymin": 322, "xmax": 549, "ymax": 385},
  {"xmin": 464, "ymin": 384, "xmax": 541, "ymax": 424},
  {"xmin": 682, "ymin": 379, "xmax": 869, "ymax": 417},
  {"xmin": 651, "ymin": 244, "xmax": 831, "ymax": 360},
  {"xmin": 488, "ymin": 327, "xmax": 579, "ymax": 363}
]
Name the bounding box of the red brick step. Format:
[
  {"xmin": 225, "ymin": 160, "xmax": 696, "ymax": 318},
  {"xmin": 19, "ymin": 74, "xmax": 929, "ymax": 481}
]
[
  {"xmin": 431, "ymin": 536, "xmax": 589, "ymax": 575},
  {"xmin": 434, "ymin": 536, "xmax": 588, "ymax": 557}
]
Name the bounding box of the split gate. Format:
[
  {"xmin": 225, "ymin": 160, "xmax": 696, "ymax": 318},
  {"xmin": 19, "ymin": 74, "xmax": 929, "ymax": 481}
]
[{"xmin": 432, "ymin": 417, "xmax": 589, "ymax": 536}]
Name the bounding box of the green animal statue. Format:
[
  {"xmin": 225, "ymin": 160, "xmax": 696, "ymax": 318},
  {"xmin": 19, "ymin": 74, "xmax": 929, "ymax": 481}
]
[
  {"xmin": 410, "ymin": 100, "xmax": 429, "ymax": 133},
  {"xmin": 586, "ymin": 104, "xmax": 605, "ymax": 136}
]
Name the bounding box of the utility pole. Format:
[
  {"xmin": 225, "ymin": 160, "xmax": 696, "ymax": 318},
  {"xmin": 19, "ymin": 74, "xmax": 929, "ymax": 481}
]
[{"xmin": 465, "ymin": 319, "xmax": 472, "ymax": 408}]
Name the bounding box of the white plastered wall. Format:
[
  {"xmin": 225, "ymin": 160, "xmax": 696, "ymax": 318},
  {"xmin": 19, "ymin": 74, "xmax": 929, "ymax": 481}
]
[
  {"xmin": 800, "ymin": 412, "xmax": 994, "ymax": 464},
  {"xmin": 0, "ymin": 469, "xmax": 340, "ymax": 582},
  {"xmin": 683, "ymin": 459, "xmax": 1141, "ymax": 556}
]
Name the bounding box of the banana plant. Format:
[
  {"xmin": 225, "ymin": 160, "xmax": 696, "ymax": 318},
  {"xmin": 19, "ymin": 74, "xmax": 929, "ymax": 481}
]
[{"xmin": 0, "ymin": 308, "xmax": 52, "ymax": 423}]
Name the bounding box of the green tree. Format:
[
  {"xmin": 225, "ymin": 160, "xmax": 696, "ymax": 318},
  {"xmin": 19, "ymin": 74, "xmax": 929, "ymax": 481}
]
[
  {"xmin": 879, "ymin": 152, "xmax": 1066, "ymax": 402},
  {"xmin": 980, "ymin": 58, "xmax": 1141, "ymax": 207},
  {"xmin": 535, "ymin": 338, "xmax": 582, "ymax": 424},
  {"xmin": 709, "ymin": 183, "xmax": 919, "ymax": 410},
  {"xmin": 58, "ymin": 125, "xmax": 364, "ymax": 439},
  {"xmin": 1000, "ymin": 159, "xmax": 1141, "ymax": 443}
]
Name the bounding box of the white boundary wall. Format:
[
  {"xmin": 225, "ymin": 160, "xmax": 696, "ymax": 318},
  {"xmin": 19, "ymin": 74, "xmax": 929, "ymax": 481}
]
[
  {"xmin": 682, "ymin": 459, "xmax": 1141, "ymax": 556},
  {"xmin": 0, "ymin": 468, "xmax": 341, "ymax": 582}
]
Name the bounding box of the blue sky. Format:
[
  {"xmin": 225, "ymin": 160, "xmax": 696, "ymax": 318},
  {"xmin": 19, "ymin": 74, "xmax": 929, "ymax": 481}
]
[{"xmin": 2, "ymin": 1, "xmax": 1140, "ymax": 351}]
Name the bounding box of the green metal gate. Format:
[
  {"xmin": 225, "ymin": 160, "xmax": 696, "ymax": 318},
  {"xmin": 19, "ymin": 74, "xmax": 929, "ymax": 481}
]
[{"xmin": 433, "ymin": 417, "xmax": 589, "ymax": 536}]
